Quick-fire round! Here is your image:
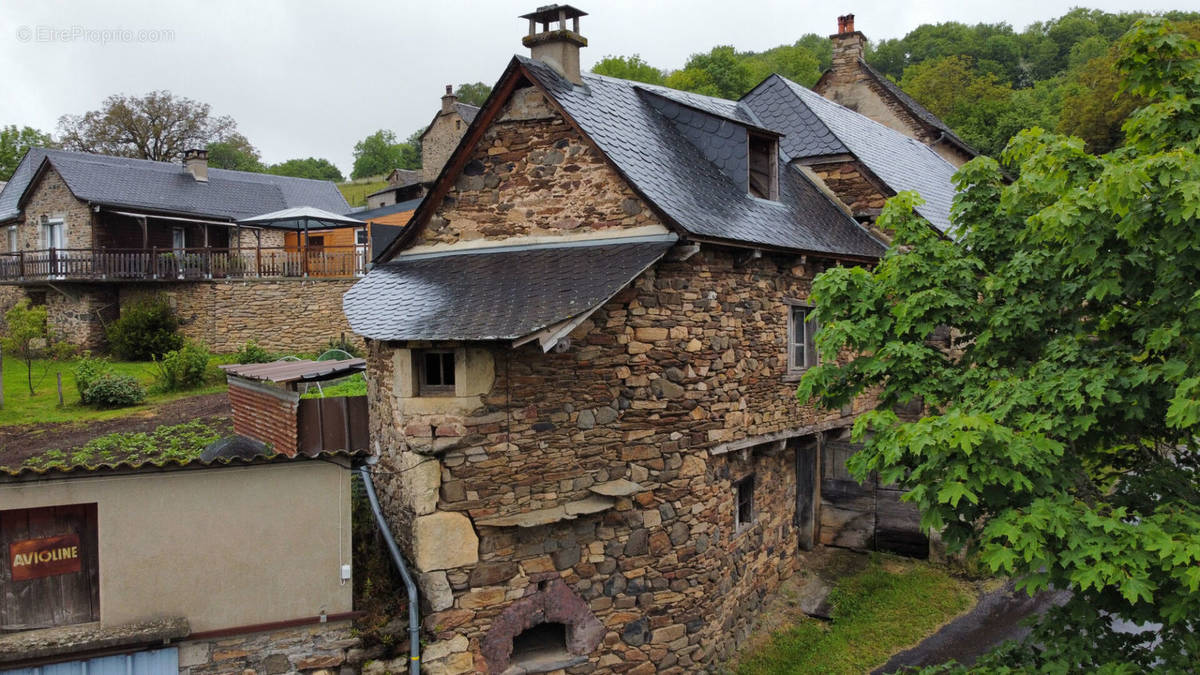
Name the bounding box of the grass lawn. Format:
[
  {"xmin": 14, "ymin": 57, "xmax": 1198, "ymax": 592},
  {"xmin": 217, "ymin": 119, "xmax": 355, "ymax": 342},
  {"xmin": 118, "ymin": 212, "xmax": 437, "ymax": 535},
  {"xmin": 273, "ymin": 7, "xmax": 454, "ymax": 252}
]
[
  {"xmin": 0, "ymin": 355, "xmax": 225, "ymax": 426},
  {"xmin": 338, "ymin": 178, "xmax": 388, "ymax": 207},
  {"xmin": 735, "ymin": 555, "xmax": 975, "ymax": 675}
]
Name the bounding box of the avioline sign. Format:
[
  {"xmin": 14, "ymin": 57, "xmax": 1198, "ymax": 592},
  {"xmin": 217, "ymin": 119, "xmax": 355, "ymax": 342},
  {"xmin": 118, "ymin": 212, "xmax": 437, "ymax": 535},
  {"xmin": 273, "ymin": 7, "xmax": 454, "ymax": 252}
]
[{"xmin": 9, "ymin": 533, "xmax": 82, "ymax": 581}]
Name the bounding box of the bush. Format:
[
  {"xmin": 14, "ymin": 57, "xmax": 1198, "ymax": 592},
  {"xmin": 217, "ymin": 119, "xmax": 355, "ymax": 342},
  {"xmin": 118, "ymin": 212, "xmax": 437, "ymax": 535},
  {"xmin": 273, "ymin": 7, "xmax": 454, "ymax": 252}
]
[
  {"xmin": 73, "ymin": 353, "xmax": 110, "ymax": 404},
  {"xmin": 106, "ymin": 297, "xmax": 183, "ymax": 361},
  {"xmin": 320, "ymin": 333, "xmax": 362, "ymax": 359},
  {"xmin": 154, "ymin": 342, "xmax": 210, "ymax": 391},
  {"xmin": 232, "ymin": 340, "xmax": 275, "ymax": 364},
  {"xmin": 85, "ymin": 373, "xmax": 146, "ymax": 408}
]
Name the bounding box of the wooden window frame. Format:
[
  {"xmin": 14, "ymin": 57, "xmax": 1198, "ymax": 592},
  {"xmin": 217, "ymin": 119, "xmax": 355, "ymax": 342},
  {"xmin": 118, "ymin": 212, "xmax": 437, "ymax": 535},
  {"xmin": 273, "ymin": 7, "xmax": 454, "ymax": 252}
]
[
  {"xmin": 786, "ymin": 300, "xmax": 819, "ymax": 375},
  {"xmin": 416, "ymin": 349, "xmax": 457, "ymax": 396},
  {"xmin": 748, "ymin": 132, "xmax": 779, "ymax": 201},
  {"xmin": 734, "ymin": 474, "xmax": 755, "ymax": 531}
]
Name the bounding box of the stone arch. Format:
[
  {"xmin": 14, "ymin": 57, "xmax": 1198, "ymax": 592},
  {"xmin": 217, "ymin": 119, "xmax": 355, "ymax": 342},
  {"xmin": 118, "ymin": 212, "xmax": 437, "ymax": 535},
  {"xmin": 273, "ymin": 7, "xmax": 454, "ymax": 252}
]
[{"xmin": 480, "ymin": 577, "xmax": 603, "ymax": 673}]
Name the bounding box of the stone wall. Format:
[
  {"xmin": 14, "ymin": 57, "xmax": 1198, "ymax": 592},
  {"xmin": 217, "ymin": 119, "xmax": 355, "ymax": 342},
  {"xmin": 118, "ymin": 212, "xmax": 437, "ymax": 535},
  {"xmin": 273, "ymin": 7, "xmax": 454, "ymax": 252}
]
[
  {"xmin": 807, "ymin": 160, "xmax": 890, "ymax": 218},
  {"xmin": 120, "ymin": 278, "xmax": 358, "ymax": 354},
  {"xmin": 365, "ymin": 245, "xmax": 874, "ymax": 673},
  {"xmin": 178, "ymin": 620, "xmax": 360, "ymax": 675},
  {"xmin": 422, "ymin": 108, "xmax": 470, "ymax": 184},
  {"xmin": 46, "ymin": 287, "xmax": 118, "ymax": 349},
  {"xmin": 414, "ymin": 86, "xmax": 663, "ymax": 250},
  {"xmin": 15, "ymin": 168, "xmax": 94, "ymax": 250}
]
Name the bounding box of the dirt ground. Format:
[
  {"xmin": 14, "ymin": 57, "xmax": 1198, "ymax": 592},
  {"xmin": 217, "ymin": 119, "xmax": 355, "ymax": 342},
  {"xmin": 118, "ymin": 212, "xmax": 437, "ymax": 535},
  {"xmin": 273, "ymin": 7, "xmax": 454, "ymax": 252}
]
[{"xmin": 0, "ymin": 392, "xmax": 231, "ymax": 467}]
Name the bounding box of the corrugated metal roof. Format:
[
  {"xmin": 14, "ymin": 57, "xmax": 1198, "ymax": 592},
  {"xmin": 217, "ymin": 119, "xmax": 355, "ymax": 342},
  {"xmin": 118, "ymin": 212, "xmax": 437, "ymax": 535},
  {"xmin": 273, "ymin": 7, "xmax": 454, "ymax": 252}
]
[{"xmin": 220, "ymin": 358, "xmax": 366, "ymax": 383}]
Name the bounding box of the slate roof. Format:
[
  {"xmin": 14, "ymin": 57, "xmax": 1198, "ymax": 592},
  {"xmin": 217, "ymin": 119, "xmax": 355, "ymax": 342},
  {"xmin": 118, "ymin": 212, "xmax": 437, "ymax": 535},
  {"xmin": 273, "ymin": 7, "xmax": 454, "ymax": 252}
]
[
  {"xmin": 344, "ymin": 237, "xmax": 675, "ymax": 341},
  {"xmin": 741, "ymin": 75, "xmax": 960, "ymax": 234},
  {"xmin": 456, "ymin": 102, "xmax": 480, "ymax": 124},
  {"xmin": 0, "ymin": 148, "xmax": 350, "ymax": 224},
  {"xmin": 858, "ymin": 59, "xmax": 975, "ymax": 156},
  {"xmin": 518, "ymin": 57, "xmax": 885, "ymax": 259}
]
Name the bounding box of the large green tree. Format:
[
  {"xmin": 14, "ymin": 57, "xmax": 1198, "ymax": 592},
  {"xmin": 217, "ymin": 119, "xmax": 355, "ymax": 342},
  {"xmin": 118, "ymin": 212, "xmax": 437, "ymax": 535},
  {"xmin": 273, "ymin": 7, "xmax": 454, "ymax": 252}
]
[
  {"xmin": 0, "ymin": 125, "xmax": 55, "ymax": 180},
  {"xmin": 591, "ymin": 55, "xmax": 666, "ymax": 85},
  {"xmin": 206, "ymin": 132, "xmax": 264, "ymax": 172},
  {"xmin": 454, "ymin": 82, "xmax": 492, "ymax": 107},
  {"xmin": 799, "ymin": 20, "xmax": 1200, "ymax": 671},
  {"xmin": 351, "ymin": 129, "xmax": 418, "ymax": 180},
  {"xmin": 266, "ymin": 157, "xmax": 344, "ymax": 182}
]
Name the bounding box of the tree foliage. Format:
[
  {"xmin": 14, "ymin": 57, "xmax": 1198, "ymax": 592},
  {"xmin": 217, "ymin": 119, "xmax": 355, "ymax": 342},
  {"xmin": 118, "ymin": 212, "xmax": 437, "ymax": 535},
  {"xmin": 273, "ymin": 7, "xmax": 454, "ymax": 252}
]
[
  {"xmin": 58, "ymin": 90, "xmax": 237, "ymax": 162},
  {"xmin": 592, "ymin": 55, "xmax": 666, "ymax": 85},
  {"xmin": 0, "ymin": 125, "xmax": 55, "ymax": 180},
  {"xmin": 2, "ymin": 300, "xmax": 50, "ymax": 396},
  {"xmin": 206, "ymin": 132, "xmax": 264, "ymax": 172},
  {"xmin": 351, "ymin": 129, "xmax": 419, "ymax": 180},
  {"xmin": 266, "ymin": 157, "xmax": 344, "ymax": 182},
  {"xmin": 454, "ymin": 82, "xmax": 492, "ymax": 107},
  {"xmin": 799, "ymin": 20, "xmax": 1200, "ymax": 671}
]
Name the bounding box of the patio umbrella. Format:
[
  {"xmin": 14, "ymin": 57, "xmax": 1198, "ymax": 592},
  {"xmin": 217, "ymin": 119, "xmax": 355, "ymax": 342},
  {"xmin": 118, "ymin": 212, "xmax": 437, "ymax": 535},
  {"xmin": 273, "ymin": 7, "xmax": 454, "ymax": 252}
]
[{"xmin": 238, "ymin": 207, "xmax": 367, "ymax": 276}]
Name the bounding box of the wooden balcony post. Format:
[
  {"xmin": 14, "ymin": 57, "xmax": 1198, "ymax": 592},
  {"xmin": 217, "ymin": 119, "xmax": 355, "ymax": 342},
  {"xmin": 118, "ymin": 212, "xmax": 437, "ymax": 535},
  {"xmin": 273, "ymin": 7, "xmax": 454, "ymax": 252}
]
[{"xmin": 18, "ymin": 251, "xmax": 24, "ymax": 280}]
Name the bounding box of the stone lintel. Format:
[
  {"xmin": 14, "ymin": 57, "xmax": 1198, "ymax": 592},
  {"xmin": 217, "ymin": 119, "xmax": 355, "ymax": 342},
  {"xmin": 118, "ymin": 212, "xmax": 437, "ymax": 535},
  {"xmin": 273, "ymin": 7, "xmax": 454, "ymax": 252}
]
[
  {"xmin": 477, "ymin": 494, "xmax": 616, "ymax": 528},
  {"xmin": 0, "ymin": 617, "xmax": 190, "ymax": 664}
]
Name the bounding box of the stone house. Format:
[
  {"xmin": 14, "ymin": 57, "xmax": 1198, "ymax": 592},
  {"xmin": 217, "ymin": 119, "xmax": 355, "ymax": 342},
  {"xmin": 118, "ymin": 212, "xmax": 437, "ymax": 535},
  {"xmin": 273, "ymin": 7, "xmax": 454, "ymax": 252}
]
[
  {"xmin": 344, "ymin": 5, "xmax": 961, "ymax": 673},
  {"xmin": 813, "ymin": 14, "xmax": 977, "ymax": 168},
  {"xmin": 0, "ymin": 148, "xmax": 363, "ymax": 353},
  {"xmin": 365, "ymin": 169, "xmax": 425, "ymax": 210},
  {"xmin": 420, "ymin": 85, "xmax": 481, "ymax": 184}
]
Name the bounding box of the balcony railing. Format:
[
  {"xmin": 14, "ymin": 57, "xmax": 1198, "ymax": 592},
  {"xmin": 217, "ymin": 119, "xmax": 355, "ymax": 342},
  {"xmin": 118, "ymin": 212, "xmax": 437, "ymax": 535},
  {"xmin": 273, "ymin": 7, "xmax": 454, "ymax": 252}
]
[{"xmin": 0, "ymin": 246, "xmax": 369, "ymax": 282}]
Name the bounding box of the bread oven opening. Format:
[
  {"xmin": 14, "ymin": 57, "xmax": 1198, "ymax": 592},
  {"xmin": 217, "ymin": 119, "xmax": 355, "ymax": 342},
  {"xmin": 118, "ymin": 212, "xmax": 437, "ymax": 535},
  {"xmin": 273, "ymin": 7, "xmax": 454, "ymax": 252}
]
[{"xmin": 509, "ymin": 621, "xmax": 570, "ymax": 671}]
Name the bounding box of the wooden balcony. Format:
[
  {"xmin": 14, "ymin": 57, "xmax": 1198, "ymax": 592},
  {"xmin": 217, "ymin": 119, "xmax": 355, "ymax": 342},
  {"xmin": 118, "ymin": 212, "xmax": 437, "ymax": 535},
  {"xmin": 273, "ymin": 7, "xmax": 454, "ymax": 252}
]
[{"xmin": 0, "ymin": 246, "xmax": 368, "ymax": 283}]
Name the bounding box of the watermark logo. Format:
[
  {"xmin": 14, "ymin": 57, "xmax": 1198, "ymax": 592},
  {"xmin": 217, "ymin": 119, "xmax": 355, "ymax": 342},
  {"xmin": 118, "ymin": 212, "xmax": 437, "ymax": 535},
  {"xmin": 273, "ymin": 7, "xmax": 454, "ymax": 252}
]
[{"xmin": 16, "ymin": 25, "xmax": 175, "ymax": 44}]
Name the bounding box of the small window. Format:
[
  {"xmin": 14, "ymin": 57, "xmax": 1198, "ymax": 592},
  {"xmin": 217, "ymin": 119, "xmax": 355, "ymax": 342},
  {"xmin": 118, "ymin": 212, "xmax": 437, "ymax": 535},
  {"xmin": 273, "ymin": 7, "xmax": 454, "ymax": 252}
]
[
  {"xmin": 748, "ymin": 132, "xmax": 778, "ymax": 200},
  {"xmin": 788, "ymin": 305, "xmax": 819, "ymax": 373},
  {"xmin": 455, "ymin": 120, "xmax": 462, "ymax": 130},
  {"xmin": 734, "ymin": 474, "xmax": 755, "ymax": 530},
  {"xmin": 356, "ymin": 229, "xmax": 368, "ymax": 245},
  {"xmin": 6, "ymin": 226, "xmax": 16, "ymax": 252},
  {"xmin": 417, "ymin": 350, "xmax": 456, "ymax": 396}
]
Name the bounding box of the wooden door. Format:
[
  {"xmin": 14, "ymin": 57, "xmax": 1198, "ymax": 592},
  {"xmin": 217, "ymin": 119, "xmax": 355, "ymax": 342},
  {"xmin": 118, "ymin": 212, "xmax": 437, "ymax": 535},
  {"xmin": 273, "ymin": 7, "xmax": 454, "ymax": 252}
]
[{"xmin": 1, "ymin": 504, "xmax": 100, "ymax": 631}]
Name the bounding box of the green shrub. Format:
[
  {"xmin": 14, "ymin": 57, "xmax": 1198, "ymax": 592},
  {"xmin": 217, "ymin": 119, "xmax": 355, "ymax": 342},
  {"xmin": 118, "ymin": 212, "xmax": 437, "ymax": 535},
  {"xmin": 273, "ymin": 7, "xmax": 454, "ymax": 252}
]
[
  {"xmin": 154, "ymin": 342, "xmax": 210, "ymax": 391},
  {"xmin": 320, "ymin": 333, "xmax": 362, "ymax": 359},
  {"xmin": 85, "ymin": 373, "xmax": 146, "ymax": 408},
  {"xmin": 232, "ymin": 340, "xmax": 275, "ymax": 364},
  {"xmin": 106, "ymin": 297, "xmax": 183, "ymax": 360},
  {"xmin": 73, "ymin": 353, "xmax": 111, "ymax": 404}
]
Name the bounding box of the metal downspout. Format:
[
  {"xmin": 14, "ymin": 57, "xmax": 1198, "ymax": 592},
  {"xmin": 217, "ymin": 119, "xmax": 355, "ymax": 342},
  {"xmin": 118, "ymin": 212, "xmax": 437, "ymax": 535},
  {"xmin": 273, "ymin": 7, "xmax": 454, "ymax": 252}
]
[{"xmin": 357, "ymin": 465, "xmax": 421, "ymax": 674}]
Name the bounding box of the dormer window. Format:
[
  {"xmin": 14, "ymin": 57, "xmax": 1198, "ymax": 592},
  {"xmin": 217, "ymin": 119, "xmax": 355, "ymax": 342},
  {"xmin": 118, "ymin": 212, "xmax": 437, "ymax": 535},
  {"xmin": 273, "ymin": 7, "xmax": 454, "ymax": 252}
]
[{"xmin": 748, "ymin": 132, "xmax": 779, "ymax": 200}]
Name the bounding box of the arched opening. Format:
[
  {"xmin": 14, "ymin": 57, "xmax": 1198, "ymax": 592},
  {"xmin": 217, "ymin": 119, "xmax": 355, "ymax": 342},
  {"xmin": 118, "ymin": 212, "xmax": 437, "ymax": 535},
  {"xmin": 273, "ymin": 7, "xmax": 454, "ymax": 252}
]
[{"xmin": 509, "ymin": 621, "xmax": 570, "ymax": 670}]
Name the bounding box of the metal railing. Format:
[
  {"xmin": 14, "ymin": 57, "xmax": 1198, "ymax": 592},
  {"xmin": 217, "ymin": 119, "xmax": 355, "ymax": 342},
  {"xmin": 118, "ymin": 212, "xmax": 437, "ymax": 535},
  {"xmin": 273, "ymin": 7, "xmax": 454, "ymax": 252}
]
[{"xmin": 0, "ymin": 246, "xmax": 368, "ymax": 282}]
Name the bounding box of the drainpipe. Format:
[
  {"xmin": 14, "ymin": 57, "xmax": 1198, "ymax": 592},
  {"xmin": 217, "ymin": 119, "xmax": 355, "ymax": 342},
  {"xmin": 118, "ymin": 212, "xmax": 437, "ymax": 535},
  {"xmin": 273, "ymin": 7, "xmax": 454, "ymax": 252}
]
[{"xmin": 357, "ymin": 465, "xmax": 421, "ymax": 674}]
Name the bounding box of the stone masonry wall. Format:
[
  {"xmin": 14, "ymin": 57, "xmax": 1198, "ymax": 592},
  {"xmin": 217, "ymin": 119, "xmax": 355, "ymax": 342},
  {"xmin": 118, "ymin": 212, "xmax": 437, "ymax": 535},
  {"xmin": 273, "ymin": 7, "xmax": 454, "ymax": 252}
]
[
  {"xmin": 808, "ymin": 160, "xmax": 890, "ymax": 217},
  {"xmin": 46, "ymin": 287, "xmax": 118, "ymax": 349},
  {"xmin": 120, "ymin": 278, "xmax": 358, "ymax": 354},
  {"xmin": 15, "ymin": 168, "xmax": 94, "ymax": 250},
  {"xmin": 422, "ymin": 110, "xmax": 469, "ymax": 184},
  {"xmin": 366, "ymin": 246, "xmax": 873, "ymax": 673},
  {"xmin": 178, "ymin": 620, "xmax": 361, "ymax": 675},
  {"xmin": 415, "ymin": 86, "xmax": 663, "ymax": 249}
]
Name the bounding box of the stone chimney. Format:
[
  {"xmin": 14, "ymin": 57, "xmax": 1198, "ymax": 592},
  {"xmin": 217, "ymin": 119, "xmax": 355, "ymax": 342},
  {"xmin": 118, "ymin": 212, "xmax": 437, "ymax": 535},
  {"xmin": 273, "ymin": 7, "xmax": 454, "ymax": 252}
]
[
  {"xmin": 183, "ymin": 148, "xmax": 208, "ymax": 182},
  {"xmin": 520, "ymin": 4, "xmax": 588, "ymax": 85},
  {"xmin": 441, "ymin": 84, "xmax": 458, "ymax": 113},
  {"xmin": 830, "ymin": 13, "xmax": 865, "ymax": 72}
]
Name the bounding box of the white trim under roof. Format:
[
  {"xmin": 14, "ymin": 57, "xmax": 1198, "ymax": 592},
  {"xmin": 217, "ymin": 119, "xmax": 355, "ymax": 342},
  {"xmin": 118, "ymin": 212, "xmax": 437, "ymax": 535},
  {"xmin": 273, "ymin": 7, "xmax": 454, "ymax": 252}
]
[
  {"xmin": 107, "ymin": 209, "xmax": 239, "ymax": 227},
  {"xmin": 396, "ymin": 224, "xmax": 672, "ymax": 259}
]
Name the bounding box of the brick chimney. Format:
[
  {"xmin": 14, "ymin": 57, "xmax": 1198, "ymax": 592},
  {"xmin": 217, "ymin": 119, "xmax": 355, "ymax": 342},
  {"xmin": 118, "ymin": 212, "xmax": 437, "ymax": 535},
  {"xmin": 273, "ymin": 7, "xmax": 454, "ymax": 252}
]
[
  {"xmin": 521, "ymin": 4, "xmax": 588, "ymax": 85},
  {"xmin": 830, "ymin": 13, "xmax": 865, "ymax": 73},
  {"xmin": 441, "ymin": 84, "xmax": 458, "ymax": 113},
  {"xmin": 183, "ymin": 148, "xmax": 208, "ymax": 182}
]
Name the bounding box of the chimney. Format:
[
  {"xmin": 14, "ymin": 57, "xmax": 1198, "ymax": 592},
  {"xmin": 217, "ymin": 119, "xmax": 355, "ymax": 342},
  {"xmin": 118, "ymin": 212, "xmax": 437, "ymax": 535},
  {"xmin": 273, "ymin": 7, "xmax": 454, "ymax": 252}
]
[
  {"xmin": 520, "ymin": 4, "xmax": 588, "ymax": 85},
  {"xmin": 830, "ymin": 13, "xmax": 865, "ymax": 71},
  {"xmin": 442, "ymin": 84, "xmax": 458, "ymax": 113},
  {"xmin": 183, "ymin": 148, "xmax": 208, "ymax": 182}
]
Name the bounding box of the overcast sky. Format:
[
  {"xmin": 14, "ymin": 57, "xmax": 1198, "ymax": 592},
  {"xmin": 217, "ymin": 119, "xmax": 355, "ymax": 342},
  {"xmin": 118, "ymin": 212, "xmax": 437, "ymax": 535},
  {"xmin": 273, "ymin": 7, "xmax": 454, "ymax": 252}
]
[{"xmin": 2, "ymin": 0, "xmax": 1197, "ymax": 177}]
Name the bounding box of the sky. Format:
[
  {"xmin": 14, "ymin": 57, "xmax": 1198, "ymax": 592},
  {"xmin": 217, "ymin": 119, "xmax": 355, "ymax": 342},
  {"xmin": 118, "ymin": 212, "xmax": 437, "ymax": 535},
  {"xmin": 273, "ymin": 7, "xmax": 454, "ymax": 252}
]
[{"xmin": 2, "ymin": 0, "xmax": 1198, "ymax": 177}]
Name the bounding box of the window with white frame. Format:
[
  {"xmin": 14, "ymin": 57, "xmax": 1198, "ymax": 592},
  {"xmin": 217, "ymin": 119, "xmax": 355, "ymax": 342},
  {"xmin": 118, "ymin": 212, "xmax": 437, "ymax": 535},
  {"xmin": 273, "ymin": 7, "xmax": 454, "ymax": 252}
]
[
  {"xmin": 6, "ymin": 226, "xmax": 16, "ymax": 252},
  {"xmin": 734, "ymin": 474, "xmax": 755, "ymax": 531},
  {"xmin": 788, "ymin": 304, "xmax": 819, "ymax": 373}
]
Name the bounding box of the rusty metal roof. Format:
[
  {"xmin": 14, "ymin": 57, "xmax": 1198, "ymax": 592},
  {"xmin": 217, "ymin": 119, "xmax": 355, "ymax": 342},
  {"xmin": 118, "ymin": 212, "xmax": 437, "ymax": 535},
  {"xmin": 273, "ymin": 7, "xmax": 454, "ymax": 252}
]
[{"xmin": 220, "ymin": 358, "xmax": 366, "ymax": 384}]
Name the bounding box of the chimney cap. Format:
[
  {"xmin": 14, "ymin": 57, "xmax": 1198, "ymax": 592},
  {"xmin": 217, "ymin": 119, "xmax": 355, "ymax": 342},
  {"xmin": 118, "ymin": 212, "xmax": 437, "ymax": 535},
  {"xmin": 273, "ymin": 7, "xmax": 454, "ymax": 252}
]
[
  {"xmin": 519, "ymin": 4, "xmax": 587, "ymax": 22},
  {"xmin": 183, "ymin": 148, "xmax": 208, "ymax": 160},
  {"xmin": 444, "ymin": 84, "xmax": 453, "ymax": 95}
]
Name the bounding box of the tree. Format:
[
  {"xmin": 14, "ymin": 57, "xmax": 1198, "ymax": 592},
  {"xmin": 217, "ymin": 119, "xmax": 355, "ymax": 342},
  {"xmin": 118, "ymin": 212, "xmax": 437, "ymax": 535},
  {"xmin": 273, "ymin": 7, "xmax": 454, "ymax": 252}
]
[
  {"xmin": 799, "ymin": 20, "xmax": 1200, "ymax": 671},
  {"xmin": 266, "ymin": 158, "xmax": 344, "ymax": 182},
  {"xmin": 351, "ymin": 130, "xmax": 419, "ymax": 180},
  {"xmin": 0, "ymin": 125, "xmax": 55, "ymax": 180},
  {"xmin": 2, "ymin": 300, "xmax": 49, "ymax": 395},
  {"xmin": 591, "ymin": 55, "xmax": 666, "ymax": 85},
  {"xmin": 206, "ymin": 132, "xmax": 264, "ymax": 172},
  {"xmin": 666, "ymin": 45, "xmax": 757, "ymax": 100},
  {"xmin": 58, "ymin": 91, "xmax": 237, "ymax": 162},
  {"xmin": 454, "ymin": 82, "xmax": 492, "ymax": 107}
]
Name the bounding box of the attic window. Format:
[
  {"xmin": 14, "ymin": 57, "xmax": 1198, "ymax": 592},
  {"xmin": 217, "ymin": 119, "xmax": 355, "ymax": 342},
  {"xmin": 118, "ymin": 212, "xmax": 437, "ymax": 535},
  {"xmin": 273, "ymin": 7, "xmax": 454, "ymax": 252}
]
[
  {"xmin": 748, "ymin": 132, "xmax": 778, "ymax": 200},
  {"xmin": 417, "ymin": 349, "xmax": 456, "ymax": 396}
]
